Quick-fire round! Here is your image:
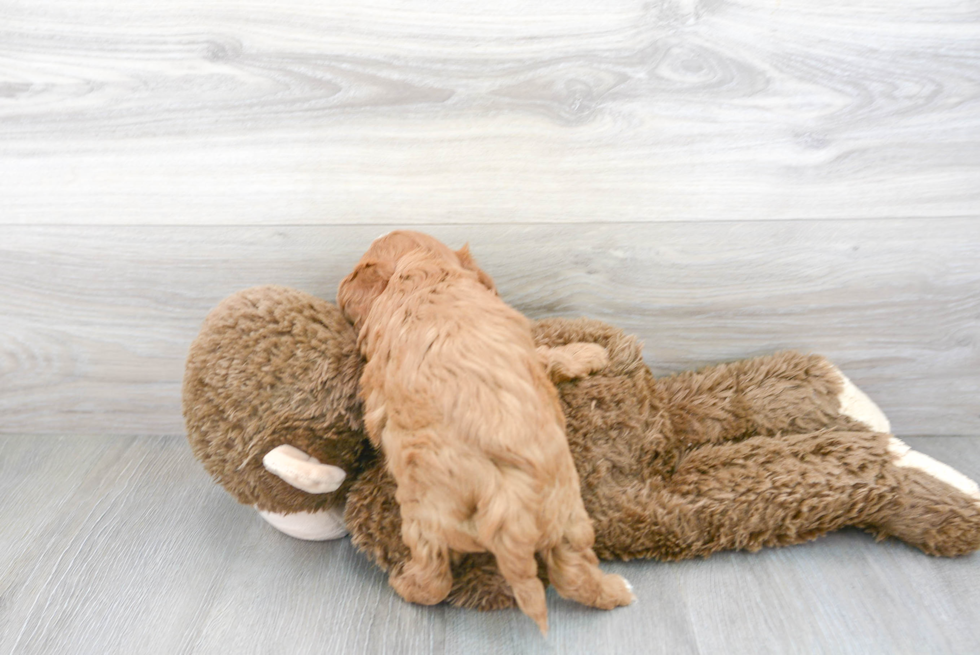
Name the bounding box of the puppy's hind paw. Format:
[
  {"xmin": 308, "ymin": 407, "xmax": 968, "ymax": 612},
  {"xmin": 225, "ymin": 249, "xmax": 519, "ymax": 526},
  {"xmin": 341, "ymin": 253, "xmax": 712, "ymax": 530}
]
[
  {"xmin": 595, "ymin": 573, "xmax": 636, "ymax": 609},
  {"xmin": 389, "ymin": 563, "xmax": 453, "ymax": 606}
]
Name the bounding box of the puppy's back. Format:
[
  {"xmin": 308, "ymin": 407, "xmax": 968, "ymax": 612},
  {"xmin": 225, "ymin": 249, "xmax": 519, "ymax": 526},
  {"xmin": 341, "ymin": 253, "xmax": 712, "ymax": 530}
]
[{"xmin": 363, "ymin": 251, "xmax": 566, "ymax": 463}]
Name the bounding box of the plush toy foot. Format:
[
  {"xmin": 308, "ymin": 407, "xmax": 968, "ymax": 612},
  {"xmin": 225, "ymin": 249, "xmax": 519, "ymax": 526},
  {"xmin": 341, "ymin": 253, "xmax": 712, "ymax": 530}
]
[
  {"xmin": 875, "ymin": 460, "xmax": 980, "ymax": 557},
  {"xmin": 888, "ymin": 437, "xmax": 980, "ymax": 501},
  {"xmin": 831, "ymin": 367, "xmax": 891, "ymax": 433},
  {"xmin": 262, "ymin": 444, "xmax": 347, "ymax": 494},
  {"xmin": 258, "ymin": 506, "xmax": 348, "ymax": 541}
]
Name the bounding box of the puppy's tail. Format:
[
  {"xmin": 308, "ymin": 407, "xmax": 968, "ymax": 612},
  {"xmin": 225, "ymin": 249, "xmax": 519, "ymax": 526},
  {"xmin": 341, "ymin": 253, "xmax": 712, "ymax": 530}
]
[
  {"xmin": 487, "ymin": 535, "xmax": 549, "ymax": 635},
  {"xmin": 478, "ymin": 494, "xmax": 549, "ymax": 635}
]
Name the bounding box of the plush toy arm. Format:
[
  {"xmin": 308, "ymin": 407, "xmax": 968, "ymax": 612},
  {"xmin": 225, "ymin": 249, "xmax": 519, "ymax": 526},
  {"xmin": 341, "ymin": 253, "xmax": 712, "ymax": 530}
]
[
  {"xmin": 656, "ymin": 351, "xmax": 890, "ymax": 447},
  {"xmin": 262, "ymin": 444, "xmax": 347, "ymax": 494},
  {"xmin": 537, "ymin": 343, "xmax": 609, "ymax": 383}
]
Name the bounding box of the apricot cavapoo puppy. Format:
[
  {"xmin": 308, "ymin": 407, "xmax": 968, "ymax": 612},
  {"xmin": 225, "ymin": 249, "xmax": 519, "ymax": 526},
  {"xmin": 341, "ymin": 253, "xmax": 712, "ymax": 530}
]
[{"xmin": 337, "ymin": 231, "xmax": 634, "ymax": 633}]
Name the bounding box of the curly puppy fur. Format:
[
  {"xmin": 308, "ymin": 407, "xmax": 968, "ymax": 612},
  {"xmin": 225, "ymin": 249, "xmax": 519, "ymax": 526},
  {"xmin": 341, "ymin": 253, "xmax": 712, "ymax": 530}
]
[{"xmin": 337, "ymin": 232, "xmax": 633, "ymax": 633}]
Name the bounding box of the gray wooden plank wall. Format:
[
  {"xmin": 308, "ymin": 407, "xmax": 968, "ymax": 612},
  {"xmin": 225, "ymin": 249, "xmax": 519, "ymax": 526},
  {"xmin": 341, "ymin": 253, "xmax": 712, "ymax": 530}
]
[
  {"xmin": 2, "ymin": 221, "xmax": 979, "ymax": 436},
  {"xmin": 2, "ymin": 0, "xmax": 979, "ymax": 226}
]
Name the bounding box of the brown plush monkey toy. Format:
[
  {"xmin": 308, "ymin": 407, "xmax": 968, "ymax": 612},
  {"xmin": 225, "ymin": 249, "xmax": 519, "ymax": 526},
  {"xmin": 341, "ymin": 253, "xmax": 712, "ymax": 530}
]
[{"xmin": 184, "ymin": 285, "xmax": 980, "ymax": 611}]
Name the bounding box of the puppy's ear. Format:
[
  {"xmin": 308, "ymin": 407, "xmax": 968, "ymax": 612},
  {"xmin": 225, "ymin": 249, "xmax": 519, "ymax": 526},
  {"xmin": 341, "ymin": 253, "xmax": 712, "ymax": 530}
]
[
  {"xmin": 456, "ymin": 244, "xmax": 497, "ymax": 294},
  {"xmin": 337, "ymin": 259, "xmax": 394, "ymax": 329}
]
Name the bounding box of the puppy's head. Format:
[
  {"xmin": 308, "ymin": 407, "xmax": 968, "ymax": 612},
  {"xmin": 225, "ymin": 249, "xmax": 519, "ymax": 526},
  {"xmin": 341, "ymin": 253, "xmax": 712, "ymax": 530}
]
[
  {"xmin": 337, "ymin": 258, "xmax": 394, "ymax": 332},
  {"xmin": 337, "ymin": 231, "xmax": 496, "ymax": 329}
]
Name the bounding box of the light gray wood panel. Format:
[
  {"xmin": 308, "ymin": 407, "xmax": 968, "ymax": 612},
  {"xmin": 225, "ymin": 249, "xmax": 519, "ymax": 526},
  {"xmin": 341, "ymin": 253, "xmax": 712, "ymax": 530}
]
[
  {"xmin": 2, "ymin": 220, "xmax": 979, "ymax": 437},
  {"xmin": 1, "ymin": 0, "xmax": 979, "ymax": 225},
  {"xmin": 0, "ymin": 435, "xmax": 120, "ymax": 636},
  {"xmin": 676, "ymin": 529, "xmax": 980, "ymax": 655},
  {"xmin": 1, "ymin": 435, "xmax": 978, "ymax": 654},
  {"xmin": 0, "ymin": 436, "xmax": 254, "ymax": 655}
]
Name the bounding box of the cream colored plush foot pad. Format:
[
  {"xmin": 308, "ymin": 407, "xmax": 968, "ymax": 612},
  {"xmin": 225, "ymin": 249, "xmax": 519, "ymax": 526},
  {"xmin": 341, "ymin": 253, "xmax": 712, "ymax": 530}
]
[
  {"xmin": 258, "ymin": 506, "xmax": 348, "ymax": 541},
  {"xmin": 831, "ymin": 366, "xmax": 891, "ymax": 434},
  {"xmin": 888, "ymin": 436, "xmax": 980, "ymax": 501}
]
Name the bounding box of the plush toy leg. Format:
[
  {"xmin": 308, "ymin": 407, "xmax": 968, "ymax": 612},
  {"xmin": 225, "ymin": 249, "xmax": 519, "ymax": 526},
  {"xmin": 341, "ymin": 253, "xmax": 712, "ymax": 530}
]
[
  {"xmin": 656, "ymin": 352, "xmax": 892, "ymax": 446},
  {"xmin": 590, "ymin": 430, "xmax": 910, "ymax": 561},
  {"xmin": 257, "ymin": 505, "xmax": 348, "ymax": 541},
  {"xmin": 870, "ymin": 436, "xmax": 980, "ymax": 556}
]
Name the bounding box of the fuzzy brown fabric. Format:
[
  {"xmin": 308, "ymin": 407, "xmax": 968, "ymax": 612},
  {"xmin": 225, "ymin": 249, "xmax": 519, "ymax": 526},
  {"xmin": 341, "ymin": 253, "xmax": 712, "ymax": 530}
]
[
  {"xmin": 346, "ymin": 317, "xmax": 980, "ymax": 609},
  {"xmin": 184, "ymin": 289, "xmax": 980, "ymax": 612},
  {"xmin": 183, "ymin": 286, "xmax": 370, "ymax": 513}
]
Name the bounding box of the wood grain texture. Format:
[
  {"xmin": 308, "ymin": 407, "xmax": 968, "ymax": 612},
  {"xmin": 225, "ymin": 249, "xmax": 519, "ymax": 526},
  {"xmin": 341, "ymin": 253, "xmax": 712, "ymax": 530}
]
[
  {"xmin": 1, "ymin": 435, "xmax": 978, "ymax": 654},
  {"xmin": 2, "ymin": 220, "xmax": 978, "ymax": 437},
  {"xmin": 1, "ymin": 0, "xmax": 978, "ymax": 225}
]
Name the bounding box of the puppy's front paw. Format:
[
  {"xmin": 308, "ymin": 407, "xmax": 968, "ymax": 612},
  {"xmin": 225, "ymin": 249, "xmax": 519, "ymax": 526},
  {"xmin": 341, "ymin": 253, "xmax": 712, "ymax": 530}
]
[
  {"xmin": 539, "ymin": 342, "xmax": 609, "ymax": 383},
  {"xmin": 568, "ymin": 343, "xmax": 609, "ymax": 376}
]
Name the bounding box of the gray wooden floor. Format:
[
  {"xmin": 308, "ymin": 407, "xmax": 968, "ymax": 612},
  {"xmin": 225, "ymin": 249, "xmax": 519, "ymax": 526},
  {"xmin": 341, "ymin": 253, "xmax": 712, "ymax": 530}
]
[{"xmin": 2, "ymin": 434, "xmax": 979, "ymax": 655}]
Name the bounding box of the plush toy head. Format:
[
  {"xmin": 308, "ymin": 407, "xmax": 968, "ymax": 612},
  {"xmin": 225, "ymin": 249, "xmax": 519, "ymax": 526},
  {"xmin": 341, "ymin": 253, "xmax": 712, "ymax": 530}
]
[{"xmin": 183, "ymin": 285, "xmax": 371, "ymax": 515}]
